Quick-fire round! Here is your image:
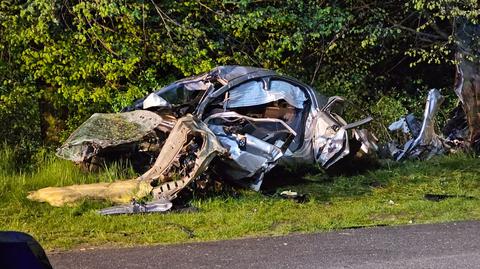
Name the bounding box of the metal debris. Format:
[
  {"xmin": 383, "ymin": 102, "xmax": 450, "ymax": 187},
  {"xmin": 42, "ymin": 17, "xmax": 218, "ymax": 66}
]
[
  {"xmin": 98, "ymin": 198, "xmax": 173, "ymax": 215},
  {"xmin": 279, "ymin": 190, "xmax": 307, "ymax": 203},
  {"xmin": 387, "ymin": 89, "xmax": 445, "ymax": 160}
]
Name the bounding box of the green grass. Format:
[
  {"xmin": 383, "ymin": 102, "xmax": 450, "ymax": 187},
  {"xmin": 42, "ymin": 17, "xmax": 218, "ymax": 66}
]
[{"xmin": 0, "ymin": 146, "xmax": 479, "ymax": 251}]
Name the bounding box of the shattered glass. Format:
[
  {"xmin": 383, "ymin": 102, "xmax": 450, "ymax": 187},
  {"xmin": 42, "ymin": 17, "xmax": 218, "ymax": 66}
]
[{"xmin": 56, "ymin": 110, "xmax": 174, "ymax": 163}]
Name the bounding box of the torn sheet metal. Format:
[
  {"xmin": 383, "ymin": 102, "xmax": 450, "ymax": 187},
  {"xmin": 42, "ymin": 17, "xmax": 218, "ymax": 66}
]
[
  {"xmin": 30, "ymin": 65, "xmax": 376, "ymax": 212},
  {"xmin": 388, "ymin": 89, "xmax": 445, "ymax": 160},
  {"xmin": 98, "ymin": 198, "xmax": 173, "ymax": 215},
  {"xmin": 388, "ymin": 113, "xmax": 421, "ymax": 136},
  {"xmin": 353, "ymin": 129, "xmax": 379, "ymax": 154},
  {"xmin": 315, "ymin": 127, "xmax": 349, "ymax": 167},
  {"xmin": 226, "ymin": 80, "xmax": 307, "ymax": 109},
  {"xmin": 143, "ymin": 93, "xmax": 170, "ymax": 109},
  {"xmin": 138, "ymin": 114, "xmax": 227, "ymax": 201},
  {"xmin": 388, "ymin": 118, "xmax": 409, "ymax": 133}
]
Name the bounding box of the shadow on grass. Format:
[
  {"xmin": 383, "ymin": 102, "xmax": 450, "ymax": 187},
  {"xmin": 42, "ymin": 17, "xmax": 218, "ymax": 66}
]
[{"xmin": 260, "ymin": 153, "xmax": 478, "ymax": 202}]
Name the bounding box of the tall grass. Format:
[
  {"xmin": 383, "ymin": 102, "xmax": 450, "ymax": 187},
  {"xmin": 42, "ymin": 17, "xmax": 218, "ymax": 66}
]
[
  {"xmin": 0, "ymin": 144, "xmax": 137, "ymax": 200},
  {"xmin": 0, "ymin": 144, "xmax": 16, "ymax": 175}
]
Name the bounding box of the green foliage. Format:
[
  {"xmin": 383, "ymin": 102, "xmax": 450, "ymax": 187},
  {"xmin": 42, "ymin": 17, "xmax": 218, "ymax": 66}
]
[
  {"xmin": 0, "ymin": 83, "xmax": 41, "ymax": 165},
  {"xmin": 371, "ymin": 96, "xmax": 408, "ymax": 126},
  {"xmin": 1, "ymin": 0, "xmax": 477, "ymax": 162}
]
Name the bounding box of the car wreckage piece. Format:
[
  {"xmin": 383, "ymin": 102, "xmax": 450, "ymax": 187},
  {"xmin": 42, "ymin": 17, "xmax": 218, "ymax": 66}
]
[
  {"xmin": 387, "ymin": 89, "xmax": 445, "ymax": 160},
  {"xmin": 56, "ymin": 110, "xmax": 177, "ymax": 171},
  {"xmin": 28, "ymin": 66, "xmax": 376, "ymax": 214}
]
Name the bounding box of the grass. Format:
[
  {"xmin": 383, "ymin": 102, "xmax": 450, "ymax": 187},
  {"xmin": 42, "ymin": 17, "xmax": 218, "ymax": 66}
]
[{"xmin": 0, "ymin": 146, "xmax": 479, "ymax": 251}]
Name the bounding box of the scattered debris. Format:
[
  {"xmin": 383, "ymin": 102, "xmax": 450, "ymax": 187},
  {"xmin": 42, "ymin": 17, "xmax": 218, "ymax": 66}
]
[
  {"xmin": 442, "ymin": 104, "xmax": 469, "ymax": 150},
  {"xmin": 29, "ymin": 66, "xmax": 375, "ymax": 213},
  {"xmin": 99, "ymin": 198, "xmax": 173, "ymax": 215},
  {"xmin": 368, "ymin": 180, "xmax": 384, "ymax": 188},
  {"xmin": 280, "ymin": 190, "xmax": 298, "ymax": 196},
  {"xmin": 424, "ymin": 193, "xmax": 475, "ymax": 202},
  {"xmin": 279, "ymin": 190, "xmax": 307, "ymax": 203}
]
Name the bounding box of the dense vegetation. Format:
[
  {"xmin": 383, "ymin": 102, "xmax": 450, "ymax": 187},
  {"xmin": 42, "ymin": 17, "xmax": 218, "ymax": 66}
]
[{"xmin": 1, "ymin": 0, "xmax": 479, "ymax": 164}]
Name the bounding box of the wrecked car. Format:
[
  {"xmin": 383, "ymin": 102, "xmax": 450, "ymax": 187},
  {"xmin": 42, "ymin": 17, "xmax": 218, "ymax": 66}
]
[{"xmin": 28, "ymin": 66, "xmax": 376, "ymax": 214}]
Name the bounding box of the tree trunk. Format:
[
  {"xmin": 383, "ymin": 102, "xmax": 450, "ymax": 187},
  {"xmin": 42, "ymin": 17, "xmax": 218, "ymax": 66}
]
[{"xmin": 454, "ymin": 20, "xmax": 480, "ymax": 152}]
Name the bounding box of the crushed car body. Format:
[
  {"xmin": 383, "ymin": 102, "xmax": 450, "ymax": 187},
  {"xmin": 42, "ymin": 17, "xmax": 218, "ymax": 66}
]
[{"xmin": 28, "ymin": 66, "xmax": 376, "ymax": 213}]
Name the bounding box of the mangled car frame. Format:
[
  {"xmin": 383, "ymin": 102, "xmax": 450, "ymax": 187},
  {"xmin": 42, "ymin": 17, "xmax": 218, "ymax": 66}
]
[{"xmin": 29, "ymin": 66, "xmax": 376, "ymax": 214}]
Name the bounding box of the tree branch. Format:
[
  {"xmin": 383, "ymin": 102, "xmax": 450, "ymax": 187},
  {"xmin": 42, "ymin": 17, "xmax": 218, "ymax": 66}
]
[{"xmin": 392, "ymin": 24, "xmax": 448, "ymax": 41}]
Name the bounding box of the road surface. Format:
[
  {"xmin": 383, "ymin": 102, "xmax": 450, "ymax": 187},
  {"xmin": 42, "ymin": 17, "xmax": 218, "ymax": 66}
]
[{"xmin": 48, "ymin": 221, "xmax": 480, "ymax": 269}]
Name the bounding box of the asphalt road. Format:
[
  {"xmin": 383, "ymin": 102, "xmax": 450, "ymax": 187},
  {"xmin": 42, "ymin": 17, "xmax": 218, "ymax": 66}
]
[{"xmin": 48, "ymin": 221, "xmax": 480, "ymax": 269}]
